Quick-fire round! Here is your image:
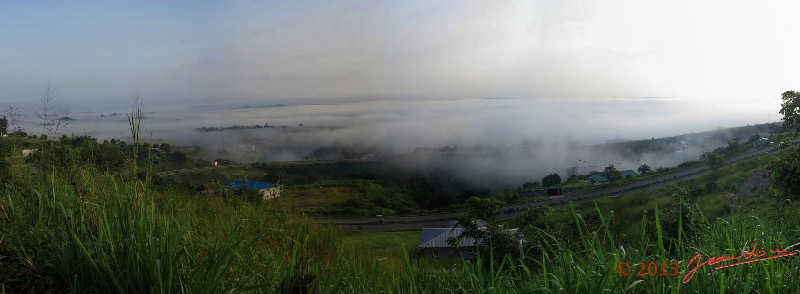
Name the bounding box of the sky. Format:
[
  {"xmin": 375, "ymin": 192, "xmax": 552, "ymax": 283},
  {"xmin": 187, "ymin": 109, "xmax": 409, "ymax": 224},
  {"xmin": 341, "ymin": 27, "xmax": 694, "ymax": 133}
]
[
  {"xmin": 2, "ymin": 1, "xmax": 796, "ymax": 187},
  {"xmin": 2, "ymin": 0, "xmax": 799, "ymax": 106}
]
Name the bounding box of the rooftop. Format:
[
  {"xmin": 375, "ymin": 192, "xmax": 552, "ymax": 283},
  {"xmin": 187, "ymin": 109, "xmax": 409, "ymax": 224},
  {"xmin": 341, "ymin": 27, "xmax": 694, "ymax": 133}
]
[
  {"xmin": 419, "ymin": 228, "xmax": 476, "ymax": 248},
  {"xmin": 588, "ymin": 170, "xmax": 638, "ymax": 183},
  {"xmin": 224, "ymin": 179, "xmax": 277, "ymax": 191}
]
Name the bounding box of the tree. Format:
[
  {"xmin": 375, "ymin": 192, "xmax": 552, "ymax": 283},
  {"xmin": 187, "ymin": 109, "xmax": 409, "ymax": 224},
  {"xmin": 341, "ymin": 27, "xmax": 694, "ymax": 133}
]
[
  {"xmin": 541, "ymin": 173, "xmax": 561, "ymax": 187},
  {"xmin": 515, "ymin": 205, "xmax": 554, "ymax": 229},
  {"xmin": 95, "ymin": 141, "xmax": 125, "ymax": 172},
  {"xmin": 170, "ymin": 151, "xmax": 188, "ymax": 164},
  {"xmin": 494, "ymin": 191, "xmax": 521, "ymax": 204},
  {"xmin": 701, "ymin": 152, "xmax": 724, "ymax": 170},
  {"xmin": 448, "ymin": 197, "xmax": 522, "ymax": 262},
  {"xmin": 521, "ymin": 181, "xmax": 540, "ymax": 190},
  {"xmin": 771, "ymin": 147, "xmax": 800, "ymax": 199},
  {"xmin": 637, "ymin": 164, "xmax": 652, "ymax": 175},
  {"xmin": 0, "ymin": 116, "xmax": 7, "ymax": 135},
  {"xmin": 2, "ymin": 102, "xmax": 23, "ymax": 133},
  {"xmin": 160, "ymin": 143, "xmax": 172, "ymax": 152},
  {"xmin": 0, "ymin": 139, "xmax": 11, "ymax": 181},
  {"xmin": 604, "ymin": 164, "xmax": 621, "ymax": 182},
  {"xmin": 661, "ymin": 186, "xmax": 705, "ymax": 244},
  {"xmin": 0, "ymin": 136, "xmax": 11, "ymax": 157},
  {"xmin": 773, "ymin": 91, "xmax": 800, "ymax": 199},
  {"xmin": 780, "ymin": 90, "xmax": 800, "ymax": 134},
  {"xmin": 726, "ymin": 139, "xmax": 740, "ymax": 155},
  {"xmin": 34, "ymin": 82, "xmax": 71, "ymax": 135}
]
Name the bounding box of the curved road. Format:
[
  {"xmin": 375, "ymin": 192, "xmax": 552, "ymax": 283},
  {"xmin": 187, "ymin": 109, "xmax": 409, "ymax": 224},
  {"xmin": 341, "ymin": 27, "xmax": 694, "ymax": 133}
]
[{"xmin": 316, "ymin": 144, "xmax": 781, "ymax": 231}]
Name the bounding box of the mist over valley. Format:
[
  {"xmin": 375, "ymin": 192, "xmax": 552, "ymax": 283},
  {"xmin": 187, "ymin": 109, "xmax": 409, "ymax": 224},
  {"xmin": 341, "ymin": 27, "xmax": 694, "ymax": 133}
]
[{"xmin": 42, "ymin": 96, "xmax": 778, "ymax": 190}]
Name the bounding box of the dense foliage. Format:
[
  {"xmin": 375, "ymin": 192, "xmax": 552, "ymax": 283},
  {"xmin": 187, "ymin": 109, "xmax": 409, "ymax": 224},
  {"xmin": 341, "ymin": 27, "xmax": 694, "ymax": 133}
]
[
  {"xmin": 771, "ymin": 90, "xmax": 800, "ymax": 199},
  {"xmin": 701, "ymin": 152, "xmax": 725, "ymax": 170},
  {"xmin": 637, "ymin": 164, "xmax": 652, "ymax": 175},
  {"xmin": 771, "ymin": 147, "xmax": 800, "ymax": 199},
  {"xmin": 541, "ymin": 173, "xmax": 561, "ymax": 187},
  {"xmin": 603, "ymin": 164, "xmax": 622, "ymax": 182},
  {"xmin": 779, "ymin": 90, "xmax": 800, "ymax": 133},
  {"xmin": 449, "ymin": 197, "xmax": 522, "ymax": 262},
  {"xmin": 0, "ymin": 116, "xmax": 7, "ymax": 135}
]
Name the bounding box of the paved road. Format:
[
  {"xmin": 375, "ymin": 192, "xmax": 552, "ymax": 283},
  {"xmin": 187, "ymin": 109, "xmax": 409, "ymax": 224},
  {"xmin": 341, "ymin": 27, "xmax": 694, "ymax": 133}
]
[{"xmin": 316, "ymin": 144, "xmax": 781, "ymax": 231}]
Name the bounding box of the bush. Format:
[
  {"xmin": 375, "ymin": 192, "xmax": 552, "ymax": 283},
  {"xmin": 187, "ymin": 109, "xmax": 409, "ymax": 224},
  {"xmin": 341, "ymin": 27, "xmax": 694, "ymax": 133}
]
[
  {"xmin": 770, "ymin": 147, "xmax": 800, "ymax": 199},
  {"xmin": 541, "ymin": 173, "xmax": 561, "ymax": 187},
  {"xmin": 661, "ymin": 187, "xmax": 705, "ymax": 245},
  {"xmin": 705, "ymin": 181, "xmax": 718, "ymax": 193}
]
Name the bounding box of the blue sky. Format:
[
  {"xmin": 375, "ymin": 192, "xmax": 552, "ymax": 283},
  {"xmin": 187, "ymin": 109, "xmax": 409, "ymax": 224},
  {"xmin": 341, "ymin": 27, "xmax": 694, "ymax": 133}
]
[{"xmin": 2, "ymin": 0, "xmax": 799, "ymax": 108}]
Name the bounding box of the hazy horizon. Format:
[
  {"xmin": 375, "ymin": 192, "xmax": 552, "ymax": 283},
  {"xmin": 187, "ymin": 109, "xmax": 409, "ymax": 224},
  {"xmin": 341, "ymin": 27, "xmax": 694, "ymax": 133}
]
[
  {"xmin": 17, "ymin": 96, "xmax": 777, "ymax": 145},
  {"xmin": 1, "ymin": 1, "xmax": 795, "ymax": 188},
  {"xmin": 6, "ymin": 96, "xmax": 776, "ymax": 189}
]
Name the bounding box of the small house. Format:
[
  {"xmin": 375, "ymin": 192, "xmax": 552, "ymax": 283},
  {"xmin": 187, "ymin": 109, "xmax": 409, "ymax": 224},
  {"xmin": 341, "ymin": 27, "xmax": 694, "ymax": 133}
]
[
  {"xmin": 587, "ymin": 170, "xmax": 638, "ymax": 185},
  {"xmin": 419, "ymin": 221, "xmax": 521, "ymax": 260},
  {"xmin": 419, "ymin": 227, "xmax": 477, "ymax": 259},
  {"xmin": 224, "ymin": 179, "xmax": 282, "ymax": 200},
  {"xmin": 587, "ymin": 173, "xmax": 608, "ymax": 185},
  {"xmin": 619, "ymin": 170, "xmax": 638, "ymax": 179}
]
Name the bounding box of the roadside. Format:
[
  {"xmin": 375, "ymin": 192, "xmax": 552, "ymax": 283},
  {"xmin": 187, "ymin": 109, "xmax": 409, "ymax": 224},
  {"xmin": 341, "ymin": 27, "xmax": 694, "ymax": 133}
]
[{"xmin": 321, "ymin": 143, "xmax": 782, "ymax": 230}]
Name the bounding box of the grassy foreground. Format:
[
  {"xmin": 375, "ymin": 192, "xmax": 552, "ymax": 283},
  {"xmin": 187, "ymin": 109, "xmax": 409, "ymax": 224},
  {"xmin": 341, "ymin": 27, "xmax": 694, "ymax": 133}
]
[{"xmin": 2, "ymin": 147, "xmax": 800, "ymax": 292}]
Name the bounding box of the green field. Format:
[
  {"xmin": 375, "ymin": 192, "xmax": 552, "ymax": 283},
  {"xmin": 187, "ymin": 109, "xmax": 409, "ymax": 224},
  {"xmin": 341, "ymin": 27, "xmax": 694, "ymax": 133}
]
[{"xmin": 3, "ymin": 127, "xmax": 800, "ymax": 292}]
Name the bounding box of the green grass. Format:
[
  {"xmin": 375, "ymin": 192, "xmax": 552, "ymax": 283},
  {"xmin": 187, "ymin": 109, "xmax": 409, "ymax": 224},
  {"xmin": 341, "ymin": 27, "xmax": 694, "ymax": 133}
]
[
  {"xmin": 3, "ymin": 163, "xmax": 800, "ymax": 292},
  {"xmin": 271, "ymin": 180, "xmax": 421, "ymax": 216},
  {"xmin": 275, "ymin": 184, "xmax": 361, "ymax": 211},
  {"xmin": 340, "ymin": 230, "xmax": 422, "ymax": 270},
  {"xmin": 2, "ymin": 134, "xmax": 799, "ymax": 292},
  {"xmin": 0, "ymin": 160, "xmax": 343, "ymax": 292}
]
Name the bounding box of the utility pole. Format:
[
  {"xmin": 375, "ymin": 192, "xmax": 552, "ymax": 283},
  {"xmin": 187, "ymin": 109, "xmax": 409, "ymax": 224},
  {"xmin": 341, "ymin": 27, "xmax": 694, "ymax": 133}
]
[
  {"xmin": 578, "ymin": 159, "xmax": 587, "ymax": 175},
  {"xmin": 233, "ymin": 140, "xmax": 240, "ymax": 163},
  {"xmin": 683, "ymin": 146, "xmax": 686, "ymax": 163}
]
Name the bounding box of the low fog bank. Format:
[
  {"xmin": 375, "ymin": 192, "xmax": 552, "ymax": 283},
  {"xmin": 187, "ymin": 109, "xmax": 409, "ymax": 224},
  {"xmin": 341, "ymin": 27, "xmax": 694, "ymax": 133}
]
[
  {"xmin": 30, "ymin": 97, "xmax": 777, "ymax": 189},
  {"xmin": 385, "ymin": 122, "xmax": 775, "ymax": 189}
]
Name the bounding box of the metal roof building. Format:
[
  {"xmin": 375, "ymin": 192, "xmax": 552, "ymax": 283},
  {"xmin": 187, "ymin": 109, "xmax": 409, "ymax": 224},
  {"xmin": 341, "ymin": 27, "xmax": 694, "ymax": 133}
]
[
  {"xmin": 419, "ymin": 228, "xmax": 477, "ymax": 249},
  {"xmin": 587, "ymin": 170, "xmax": 638, "ymax": 185}
]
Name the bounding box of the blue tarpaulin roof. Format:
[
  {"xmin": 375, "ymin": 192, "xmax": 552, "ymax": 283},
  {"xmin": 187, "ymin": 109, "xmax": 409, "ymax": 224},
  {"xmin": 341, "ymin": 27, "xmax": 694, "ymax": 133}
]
[
  {"xmin": 588, "ymin": 170, "xmax": 638, "ymax": 183},
  {"xmin": 225, "ymin": 179, "xmax": 276, "ymax": 191}
]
